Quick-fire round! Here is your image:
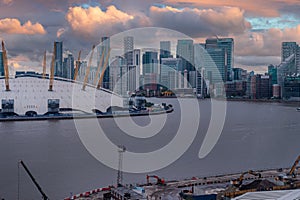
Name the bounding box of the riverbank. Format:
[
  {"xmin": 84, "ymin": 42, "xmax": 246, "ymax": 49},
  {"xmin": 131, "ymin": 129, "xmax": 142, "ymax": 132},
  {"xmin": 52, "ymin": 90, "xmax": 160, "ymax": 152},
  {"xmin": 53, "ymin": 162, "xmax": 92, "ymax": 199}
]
[{"xmin": 0, "ymin": 107, "xmax": 173, "ymax": 122}]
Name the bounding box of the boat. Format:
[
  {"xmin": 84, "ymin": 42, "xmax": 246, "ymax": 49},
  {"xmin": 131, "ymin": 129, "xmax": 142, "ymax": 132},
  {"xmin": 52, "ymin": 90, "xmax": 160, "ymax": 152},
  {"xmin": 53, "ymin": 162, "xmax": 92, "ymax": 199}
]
[{"xmin": 179, "ymin": 191, "xmax": 217, "ymax": 200}]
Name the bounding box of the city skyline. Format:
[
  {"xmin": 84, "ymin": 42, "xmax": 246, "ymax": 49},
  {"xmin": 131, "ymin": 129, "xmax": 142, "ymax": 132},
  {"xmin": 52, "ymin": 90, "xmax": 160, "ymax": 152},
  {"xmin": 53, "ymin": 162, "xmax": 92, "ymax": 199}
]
[{"xmin": 1, "ymin": 0, "xmax": 300, "ymax": 74}]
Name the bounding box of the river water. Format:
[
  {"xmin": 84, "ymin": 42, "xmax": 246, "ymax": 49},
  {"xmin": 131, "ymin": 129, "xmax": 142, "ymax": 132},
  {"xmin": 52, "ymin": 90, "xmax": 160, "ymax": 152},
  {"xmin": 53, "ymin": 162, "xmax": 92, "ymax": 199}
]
[{"xmin": 0, "ymin": 99, "xmax": 299, "ymax": 199}]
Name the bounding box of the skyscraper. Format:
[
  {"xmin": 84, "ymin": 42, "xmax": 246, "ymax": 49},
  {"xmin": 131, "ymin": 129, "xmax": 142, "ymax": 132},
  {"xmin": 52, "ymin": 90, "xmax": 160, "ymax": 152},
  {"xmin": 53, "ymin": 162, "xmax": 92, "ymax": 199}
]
[
  {"xmin": 176, "ymin": 39, "xmax": 194, "ymax": 72},
  {"xmin": 54, "ymin": 41, "xmax": 63, "ymax": 77},
  {"xmin": 205, "ymin": 38, "xmax": 234, "ymax": 82},
  {"xmin": 160, "ymin": 58, "xmax": 181, "ymax": 89},
  {"xmin": 132, "ymin": 49, "xmax": 141, "ymax": 90},
  {"xmin": 142, "ymin": 51, "xmax": 158, "ymax": 75},
  {"xmin": 282, "ymin": 42, "xmax": 298, "ymax": 61},
  {"xmin": 160, "ymin": 41, "xmax": 172, "ymax": 60},
  {"xmin": 0, "ymin": 51, "xmax": 4, "ymax": 76},
  {"xmin": 97, "ymin": 37, "xmax": 110, "ymax": 89},
  {"xmin": 281, "ymin": 42, "xmax": 300, "ymax": 73},
  {"xmin": 124, "ymin": 36, "xmax": 134, "ymax": 66},
  {"xmin": 62, "ymin": 53, "xmax": 74, "ymax": 79}
]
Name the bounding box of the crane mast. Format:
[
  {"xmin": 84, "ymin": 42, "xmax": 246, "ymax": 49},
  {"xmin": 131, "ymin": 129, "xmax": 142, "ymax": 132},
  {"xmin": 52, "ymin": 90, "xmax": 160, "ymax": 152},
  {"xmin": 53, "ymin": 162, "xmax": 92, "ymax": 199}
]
[
  {"xmin": 117, "ymin": 145, "xmax": 126, "ymax": 186},
  {"xmin": 2, "ymin": 40, "xmax": 10, "ymax": 91},
  {"xmin": 19, "ymin": 160, "xmax": 49, "ymax": 200},
  {"xmin": 288, "ymin": 155, "xmax": 300, "ymax": 176}
]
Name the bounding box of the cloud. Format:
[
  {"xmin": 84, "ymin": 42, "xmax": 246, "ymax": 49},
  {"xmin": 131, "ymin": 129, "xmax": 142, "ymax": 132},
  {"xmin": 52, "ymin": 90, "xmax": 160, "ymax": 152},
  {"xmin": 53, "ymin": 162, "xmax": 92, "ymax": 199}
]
[
  {"xmin": 65, "ymin": 5, "xmax": 139, "ymax": 38},
  {"xmin": 163, "ymin": 0, "xmax": 300, "ymax": 17},
  {"xmin": 234, "ymin": 25, "xmax": 300, "ymax": 58},
  {"xmin": 0, "ymin": 0, "xmax": 13, "ymax": 5},
  {"xmin": 149, "ymin": 5, "xmax": 251, "ymax": 38},
  {"xmin": 0, "ymin": 18, "xmax": 46, "ymax": 35}
]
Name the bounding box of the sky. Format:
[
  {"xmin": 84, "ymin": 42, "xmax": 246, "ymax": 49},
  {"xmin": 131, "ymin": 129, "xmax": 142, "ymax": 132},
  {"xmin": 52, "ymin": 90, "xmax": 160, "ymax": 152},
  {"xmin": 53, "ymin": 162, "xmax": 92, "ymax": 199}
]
[{"xmin": 1, "ymin": 0, "xmax": 300, "ymax": 74}]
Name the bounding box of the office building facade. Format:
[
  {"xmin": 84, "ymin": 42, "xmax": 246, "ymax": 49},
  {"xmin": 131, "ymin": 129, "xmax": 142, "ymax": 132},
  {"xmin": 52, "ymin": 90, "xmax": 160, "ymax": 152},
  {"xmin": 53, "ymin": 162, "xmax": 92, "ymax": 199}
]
[
  {"xmin": 176, "ymin": 39, "xmax": 194, "ymax": 72},
  {"xmin": 205, "ymin": 38, "xmax": 234, "ymax": 82},
  {"xmin": 54, "ymin": 41, "xmax": 63, "ymax": 77}
]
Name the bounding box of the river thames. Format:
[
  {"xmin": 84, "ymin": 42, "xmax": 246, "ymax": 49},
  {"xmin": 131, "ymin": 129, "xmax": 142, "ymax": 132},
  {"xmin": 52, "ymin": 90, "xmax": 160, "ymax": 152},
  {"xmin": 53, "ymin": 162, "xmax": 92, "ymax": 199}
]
[{"xmin": 0, "ymin": 99, "xmax": 299, "ymax": 199}]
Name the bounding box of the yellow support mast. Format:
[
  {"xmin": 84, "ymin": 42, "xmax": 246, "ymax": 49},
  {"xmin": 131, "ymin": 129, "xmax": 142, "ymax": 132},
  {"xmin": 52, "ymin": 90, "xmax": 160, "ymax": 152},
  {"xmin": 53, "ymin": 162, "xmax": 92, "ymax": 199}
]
[
  {"xmin": 82, "ymin": 45, "xmax": 95, "ymax": 91},
  {"xmin": 1, "ymin": 40, "xmax": 10, "ymax": 91},
  {"xmin": 73, "ymin": 50, "xmax": 81, "ymax": 82},
  {"xmin": 96, "ymin": 49, "xmax": 111, "ymax": 90},
  {"xmin": 48, "ymin": 43, "xmax": 56, "ymax": 91},
  {"xmin": 42, "ymin": 50, "xmax": 47, "ymax": 79},
  {"xmin": 93, "ymin": 50, "xmax": 105, "ymax": 86}
]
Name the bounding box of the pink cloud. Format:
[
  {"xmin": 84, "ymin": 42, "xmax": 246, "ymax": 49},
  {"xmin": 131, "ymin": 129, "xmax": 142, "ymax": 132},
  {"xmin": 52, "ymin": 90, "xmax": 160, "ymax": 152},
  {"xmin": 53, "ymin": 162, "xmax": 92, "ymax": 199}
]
[
  {"xmin": 65, "ymin": 5, "xmax": 135, "ymax": 37},
  {"xmin": 163, "ymin": 0, "xmax": 300, "ymax": 17},
  {"xmin": 149, "ymin": 5, "xmax": 251, "ymax": 37},
  {"xmin": 0, "ymin": 18, "xmax": 46, "ymax": 35}
]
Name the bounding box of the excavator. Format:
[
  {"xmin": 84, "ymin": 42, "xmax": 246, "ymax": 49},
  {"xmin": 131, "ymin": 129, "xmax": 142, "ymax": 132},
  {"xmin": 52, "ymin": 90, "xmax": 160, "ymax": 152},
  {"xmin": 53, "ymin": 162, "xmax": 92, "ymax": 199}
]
[
  {"xmin": 276, "ymin": 155, "xmax": 300, "ymax": 181},
  {"xmin": 146, "ymin": 175, "xmax": 166, "ymax": 186},
  {"xmin": 231, "ymin": 170, "xmax": 262, "ymax": 187},
  {"xmin": 287, "ymin": 155, "xmax": 300, "ymax": 177}
]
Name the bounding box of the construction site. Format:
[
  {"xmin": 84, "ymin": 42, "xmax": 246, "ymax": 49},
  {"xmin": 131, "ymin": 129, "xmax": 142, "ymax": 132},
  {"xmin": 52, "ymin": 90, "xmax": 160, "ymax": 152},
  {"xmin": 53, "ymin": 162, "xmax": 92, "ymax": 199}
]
[{"xmin": 16, "ymin": 143, "xmax": 300, "ymax": 200}]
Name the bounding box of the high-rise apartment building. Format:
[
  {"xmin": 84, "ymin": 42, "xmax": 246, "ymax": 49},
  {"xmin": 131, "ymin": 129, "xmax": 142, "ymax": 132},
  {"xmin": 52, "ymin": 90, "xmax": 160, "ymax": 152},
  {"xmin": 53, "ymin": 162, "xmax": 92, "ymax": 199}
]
[
  {"xmin": 54, "ymin": 41, "xmax": 63, "ymax": 77},
  {"xmin": 160, "ymin": 41, "xmax": 172, "ymax": 60},
  {"xmin": 142, "ymin": 51, "xmax": 158, "ymax": 75},
  {"xmin": 62, "ymin": 54, "xmax": 74, "ymax": 79},
  {"xmin": 176, "ymin": 39, "xmax": 194, "ymax": 72},
  {"xmin": 124, "ymin": 36, "xmax": 134, "ymax": 66},
  {"xmin": 97, "ymin": 37, "xmax": 110, "ymax": 89},
  {"xmin": 205, "ymin": 38, "xmax": 234, "ymax": 82},
  {"xmin": 281, "ymin": 42, "xmax": 300, "ymax": 74}
]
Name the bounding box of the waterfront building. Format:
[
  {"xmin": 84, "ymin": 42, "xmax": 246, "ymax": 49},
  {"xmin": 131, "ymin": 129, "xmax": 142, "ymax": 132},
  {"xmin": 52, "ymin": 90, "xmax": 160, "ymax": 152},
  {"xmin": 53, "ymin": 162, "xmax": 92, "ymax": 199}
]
[
  {"xmin": 268, "ymin": 64, "xmax": 278, "ymax": 85},
  {"xmin": 0, "ymin": 75, "xmax": 124, "ymax": 115},
  {"xmin": 256, "ymin": 75, "xmax": 272, "ymax": 99},
  {"xmin": 282, "ymin": 76, "xmax": 300, "ymax": 100},
  {"xmin": 277, "ymin": 54, "xmax": 297, "ymax": 96},
  {"xmin": 233, "ymin": 68, "xmax": 247, "ymax": 81}
]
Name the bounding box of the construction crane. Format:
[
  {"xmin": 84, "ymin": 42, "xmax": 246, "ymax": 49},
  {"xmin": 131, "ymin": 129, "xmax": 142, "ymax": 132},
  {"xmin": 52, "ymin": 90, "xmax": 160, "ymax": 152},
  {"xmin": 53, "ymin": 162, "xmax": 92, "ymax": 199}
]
[
  {"xmin": 42, "ymin": 50, "xmax": 47, "ymax": 79},
  {"xmin": 82, "ymin": 45, "xmax": 95, "ymax": 91},
  {"xmin": 146, "ymin": 175, "xmax": 166, "ymax": 186},
  {"xmin": 1, "ymin": 40, "xmax": 10, "ymax": 91},
  {"xmin": 96, "ymin": 49, "xmax": 110, "ymax": 90},
  {"xmin": 48, "ymin": 42, "xmax": 56, "ymax": 91},
  {"xmin": 231, "ymin": 170, "xmax": 262, "ymax": 187},
  {"xmin": 117, "ymin": 145, "xmax": 126, "ymax": 186},
  {"xmin": 73, "ymin": 50, "xmax": 81, "ymax": 81},
  {"xmin": 18, "ymin": 160, "xmax": 49, "ymax": 200},
  {"xmin": 287, "ymin": 155, "xmax": 300, "ymax": 177}
]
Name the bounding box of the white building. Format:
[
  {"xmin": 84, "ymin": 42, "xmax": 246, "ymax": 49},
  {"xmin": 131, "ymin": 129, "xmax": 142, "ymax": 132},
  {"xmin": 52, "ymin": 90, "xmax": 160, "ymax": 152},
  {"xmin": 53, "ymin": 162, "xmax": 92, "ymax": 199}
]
[{"xmin": 0, "ymin": 76, "xmax": 124, "ymax": 115}]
